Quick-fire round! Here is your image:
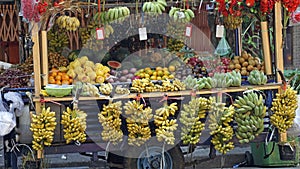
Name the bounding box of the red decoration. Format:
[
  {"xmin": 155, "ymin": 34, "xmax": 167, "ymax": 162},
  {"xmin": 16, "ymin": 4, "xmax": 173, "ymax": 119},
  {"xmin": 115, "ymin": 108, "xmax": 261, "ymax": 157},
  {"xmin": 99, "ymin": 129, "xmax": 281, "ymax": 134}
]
[
  {"xmin": 282, "ymin": 0, "xmax": 300, "ymax": 13},
  {"xmin": 245, "ymin": 0, "xmax": 255, "ymax": 7},
  {"xmin": 216, "ymin": 0, "xmax": 243, "ymax": 17}
]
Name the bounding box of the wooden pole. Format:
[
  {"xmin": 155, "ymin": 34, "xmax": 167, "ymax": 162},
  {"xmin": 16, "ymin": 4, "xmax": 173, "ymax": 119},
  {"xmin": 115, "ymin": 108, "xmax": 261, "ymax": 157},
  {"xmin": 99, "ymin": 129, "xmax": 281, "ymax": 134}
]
[
  {"xmin": 260, "ymin": 21, "xmax": 272, "ymax": 75},
  {"xmin": 33, "ymin": 22, "xmax": 41, "ymax": 98},
  {"xmin": 41, "ymin": 31, "xmax": 48, "ymax": 86},
  {"xmin": 275, "ymin": 2, "xmax": 284, "ymax": 82},
  {"xmin": 32, "ymin": 22, "xmax": 43, "ymax": 159}
]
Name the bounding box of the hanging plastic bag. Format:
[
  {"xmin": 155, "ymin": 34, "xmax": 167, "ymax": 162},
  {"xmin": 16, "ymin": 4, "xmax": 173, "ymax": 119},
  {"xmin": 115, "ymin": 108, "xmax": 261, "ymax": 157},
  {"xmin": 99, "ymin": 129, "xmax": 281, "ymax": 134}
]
[
  {"xmin": 4, "ymin": 92, "xmax": 25, "ymax": 117},
  {"xmin": 0, "ymin": 91, "xmax": 16, "ymax": 136},
  {"xmin": 214, "ymin": 35, "xmax": 231, "ymax": 56}
]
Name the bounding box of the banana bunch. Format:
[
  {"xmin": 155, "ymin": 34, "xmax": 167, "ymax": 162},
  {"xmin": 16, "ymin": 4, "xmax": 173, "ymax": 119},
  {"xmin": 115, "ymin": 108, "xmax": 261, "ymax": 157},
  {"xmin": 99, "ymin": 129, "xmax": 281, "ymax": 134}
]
[
  {"xmin": 169, "ymin": 7, "xmax": 195, "ymax": 23},
  {"xmin": 56, "ymin": 16, "xmax": 80, "ymax": 31},
  {"xmin": 224, "ymin": 15, "xmax": 243, "ymax": 30},
  {"xmin": 47, "ymin": 29, "xmax": 69, "ymax": 53},
  {"xmin": 227, "ymin": 70, "xmax": 242, "ymax": 87},
  {"xmin": 212, "ymin": 72, "xmax": 232, "ymax": 88},
  {"xmin": 61, "ymin": 107, "xmax": 87, "ymax": 144},
  {"xmin": 180, "ymin": 97, "xmax": 213, "ymax": 145},
  {"xmin": 208, "ymin": 101, "xmax": 235, "ymax": 154},
  {"xmin": 166, "ymin": 20, "xmax": 185, "ymax": 41},
  {"xmin": 130, "ymin": 79, "xmax": 156, "ymax": 93},
  {"xmin": 234, "ymin": 92, "xmax": 266, "ymax": 144},
  {"xmin": 79, "ymin": 21, "xmax": 98, "ymax": 45},
  {"xmin": 248, "ymin": 70, "xmax": 268, "ymax": 85},
  {"xmin": 142, "ymin": 0, "xmax": 167, "ymax": 15},
  {"xmin": 98, "ymin": 101, "xmax": 123, "ymax": 144},
  {"xmin": 99, "ymin": 83, "xmax": 113, "ymax": 95},
  {"xmin": 79, "ymin": 83, "xmax": 100, "ymax": 97},
  {"xmin": 197, "ymin": 77, "xmax": 214, "ymax": 90},
  {"xmin": 115, "ymin": 86, "xmax": 130, "ymax": 95},
  {"xmin": 124, "ymin": 100, "xmax": 153, "ymax": 146},
  {"xmin": 160, "ymin": 79, "xmax": 186, "ymax": 92},
  {"xmin": 154, "ymin": 102, "xmax": 178, "ymax": 145},
  {"xmin": 84, "ymin": 36, "xmax": 104, "ymax": 52},
  {"xmin": 105, "ymin": 7, "xmax": 130, "ymax": 23},
  {"xmin": 167, "ymin": 38, "xmax": 185, "ymax": 52},
  {"xmin": 30, "ymin": 107, "xmax": 56, "ymax": 151},
  {"xmin": 104, "ymin": 24, "xmax": 114, "ymax": 38},
  {"xmin": 183, "ymin": 75, "xmax": 198, "ymax": 89},
  {"xmin": 270, "ymin": 87, "xmax": 298, "ymax": 133}
]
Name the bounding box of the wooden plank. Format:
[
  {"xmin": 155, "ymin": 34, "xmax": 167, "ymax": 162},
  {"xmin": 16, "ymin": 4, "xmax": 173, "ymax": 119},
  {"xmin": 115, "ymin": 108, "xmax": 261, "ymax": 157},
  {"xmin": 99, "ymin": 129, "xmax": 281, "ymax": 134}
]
[
  {"xmin": 33, "ymin": 83, "xmax": 282, "ymax": 102},
  {"xmin": 261, "ymin": 21, "xmax": 272, "ymax": 75},
  {"xmin": 41, "ymin": 31, "xmax": 49, "ymax": 86},
  {"xmin": 275, "ymin": 2, "xmax": 284, "ymax": 82},
  {"xmin": 33, "ymin": 22, "xmax": 41, "ymax": 97}
]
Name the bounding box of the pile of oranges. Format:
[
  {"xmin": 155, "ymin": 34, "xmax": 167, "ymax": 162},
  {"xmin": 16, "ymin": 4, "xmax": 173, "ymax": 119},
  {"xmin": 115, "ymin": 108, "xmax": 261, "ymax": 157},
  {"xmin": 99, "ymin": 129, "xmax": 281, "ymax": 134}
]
[{"xmin": 48, "ymin": 67, "xmax": 73, "ymax": 85}]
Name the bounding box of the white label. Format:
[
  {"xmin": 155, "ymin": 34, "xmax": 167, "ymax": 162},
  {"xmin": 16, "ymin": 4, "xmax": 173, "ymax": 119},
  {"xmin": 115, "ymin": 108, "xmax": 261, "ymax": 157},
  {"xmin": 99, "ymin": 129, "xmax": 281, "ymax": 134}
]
[
  {"xmin": 216, "ymin": 25, "xmax": 224, "ymax": 38},
  {"xmin": 185, "ymin": 26, "xmax": 192, "ymax": 37},
  {"xmin": 139, "ymin": 27, "xmax": 147, "ymax": 41},
  {"xmin": 96, "ymin": 28, "xmax": 104, "ymax": 40}
]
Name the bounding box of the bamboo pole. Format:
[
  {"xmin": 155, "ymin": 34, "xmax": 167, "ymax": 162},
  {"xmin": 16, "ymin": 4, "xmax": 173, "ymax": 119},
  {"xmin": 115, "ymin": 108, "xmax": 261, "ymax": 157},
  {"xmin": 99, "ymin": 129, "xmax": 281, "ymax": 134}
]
[
  {"xmin": 260, "ymin": 21, "xmax": 272, "ymax": 75},
  {"xmin": 275, "ymin": 2, "xmax": 284, "ymax": 82},
  {"xmin": 41, "ymin": 31, "xmax": 48, "ymax": 86},
  {"xmin": 32, "ymin": 22, "xmax": 43, "ymax": 159}
]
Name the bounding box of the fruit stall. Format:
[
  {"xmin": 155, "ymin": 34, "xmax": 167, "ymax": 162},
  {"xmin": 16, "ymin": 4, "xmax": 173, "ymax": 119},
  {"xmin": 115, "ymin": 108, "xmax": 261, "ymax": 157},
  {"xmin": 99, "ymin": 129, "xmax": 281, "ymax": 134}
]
[{"xmin": 1, "ymin": 0, "xmax": 300, "ymax": 168}]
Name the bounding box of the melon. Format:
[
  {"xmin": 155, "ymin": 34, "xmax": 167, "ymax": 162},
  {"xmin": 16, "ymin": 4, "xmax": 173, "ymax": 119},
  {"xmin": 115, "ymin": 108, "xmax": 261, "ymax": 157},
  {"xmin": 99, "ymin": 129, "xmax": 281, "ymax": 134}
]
[{"xmin": 107, "ymin": 61, "xmax": 122, "ymax": 69}]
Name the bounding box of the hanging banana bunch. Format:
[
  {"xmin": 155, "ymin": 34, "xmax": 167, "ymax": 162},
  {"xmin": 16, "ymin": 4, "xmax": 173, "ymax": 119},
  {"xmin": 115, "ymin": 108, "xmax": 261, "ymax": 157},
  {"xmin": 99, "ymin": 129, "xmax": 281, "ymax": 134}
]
[
  {"xmin": 208, "ymin": 99, "xmax": 235, "ymax": 154},
  {"xmin": 154, "ymin": 101, "xmax": 178, "ymax": 145},
  {"xmin": 61, "ymin": 107, "xmax": 87, "ymax": 144},
  {"xmin": 124, "ymin": 100, "xmax": 153, "ymax": 146},
  {"xmin": 98, "ymin": 101, "xmax": 123, "ymax": 144},
  {"xmin": 233, "ymin": 91, "xmax": 266, "ymax": 144},
  {"xmin": 169, "ymin": 7, "xmax": 195, "ymax": 23},
  {"xmin": 142, "ymin": 0, "xmax": 167, "ymax": 15},
  {"xmin": 180, "ymin": 97, "xmax": 213, "ymax": 145},
  {"xmin": 30, "ymin": 107, "xmax": 57, "ymax": 151},
  {"xmin": 270, "ymin": 87, "xmax": 298, "ymax": 133},
  {"xmin": 56, "ymin": 15, "xmax": 81, "ymax": 31}
]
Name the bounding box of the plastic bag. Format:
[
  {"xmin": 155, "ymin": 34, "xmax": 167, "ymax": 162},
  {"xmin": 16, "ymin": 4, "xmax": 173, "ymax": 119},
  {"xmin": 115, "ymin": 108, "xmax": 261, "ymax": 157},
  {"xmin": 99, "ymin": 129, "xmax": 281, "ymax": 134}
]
[
  {"xmin": 4, "ymin": 92, "xmax": 25, "ymax": 117},
  {"xmin": 290, "ymin": 7, "xmax": 300, "ymax": 26},
  {"xmin": 214, "ymin": 35, "xmax": 231, "ymax": 56},
  {"xmin": 0, "ymin": 91, "xmax": 16, "ymax": 136}
]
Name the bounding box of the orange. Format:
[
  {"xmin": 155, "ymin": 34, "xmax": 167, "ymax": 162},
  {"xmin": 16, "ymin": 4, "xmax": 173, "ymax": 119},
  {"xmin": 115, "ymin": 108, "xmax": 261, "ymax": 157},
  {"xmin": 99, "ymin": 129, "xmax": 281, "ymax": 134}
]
[
  {"xmin": 49, "ymin": 78, "xmax": 56, "ymax": 84},
  {"xmin": 55, "ymin": 75, "xmax": 62, "ymax": 81},
  {"xmin": 61, "ymin": 74, "xmax": 70, "ymax": 80},
  {"xmin": 62, "ymin": 80, "xmax": 70, "ymax": 85},
  {"xmin": 51, "ymin": 71, "xmax": 57, "ymax": 77},
  {"xmin": 58, "ymin": 72, "xmax": 63, "ymax": 76},
  {"xmin": 69, "ymin": 78, "xmax": 73, "ymax": 84},
  {"xmin": 56, "ymin": 80, "xmax": 62, "ymax": 85}
]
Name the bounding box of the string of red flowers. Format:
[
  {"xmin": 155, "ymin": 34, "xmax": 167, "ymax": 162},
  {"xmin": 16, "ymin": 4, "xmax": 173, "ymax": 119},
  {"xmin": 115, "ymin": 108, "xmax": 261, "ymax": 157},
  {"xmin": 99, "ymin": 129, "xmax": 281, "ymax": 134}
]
[{"xmin": 216, "ymin": 0, "xmax": 243, "ymax": 17}]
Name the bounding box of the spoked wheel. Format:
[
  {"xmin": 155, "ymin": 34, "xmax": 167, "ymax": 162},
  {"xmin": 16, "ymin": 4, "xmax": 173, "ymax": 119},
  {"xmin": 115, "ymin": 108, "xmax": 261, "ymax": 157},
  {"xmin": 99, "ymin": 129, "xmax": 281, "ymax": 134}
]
[{"xmin": 124, "ymin": 145, "xmax": 184, "ymax": 169}]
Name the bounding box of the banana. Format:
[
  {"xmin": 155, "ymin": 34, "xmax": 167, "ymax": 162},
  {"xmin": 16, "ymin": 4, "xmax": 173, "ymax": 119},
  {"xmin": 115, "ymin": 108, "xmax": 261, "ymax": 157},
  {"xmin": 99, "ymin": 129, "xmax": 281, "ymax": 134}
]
[
  {"xmin": 270, "ymin": 87, "xmax": 298, "ymax": 133},
  {"xmin": 234, "ymin": 91, "xmax": 266, "ymax": 143},
  {"xmin": 98, "ymin": 101, "xmax": 123, "ymax": 144},
  {"xmin": 208, "ymin": 98, "xmax": 235, "ymax": 154},
  {"xmin": 30, "ymin": 107, "xmax": 56, "ymax": 151},
  {"xmin": 61, "ymin": 107, "xmax": 87, "ymax": 144},
  {"xmin": 155, "ymin": 102, "xmax": 178, "ymax": 145},
  {"xmin": 125, "ymin": 100, "xmax": 153, "ymax": 146},
  {"xmin": 180, "ymin": 97, "xmax": 213, "ymax": 145},
  {"xmin": 248, "ymin": 70, "xmax": 268, "ymax": 85}
]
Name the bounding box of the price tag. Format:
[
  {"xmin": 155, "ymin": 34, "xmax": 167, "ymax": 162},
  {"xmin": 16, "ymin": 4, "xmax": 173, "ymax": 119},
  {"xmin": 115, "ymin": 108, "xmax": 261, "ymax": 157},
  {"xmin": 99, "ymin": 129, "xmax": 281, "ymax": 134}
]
[
  {"xmin": 139, "ymin": 27, "xmax": 147, "ymax": 41},
  {"xmin": 216, "ymin": 25, "xmax": 224, "ymax": 38},
  {"xmin": 96, "ymin": 28, "xmax": 105, "ymax": 40},
  {"xmin": 185, "ymin": 25, "xmax": 192, "ymax": 37}
]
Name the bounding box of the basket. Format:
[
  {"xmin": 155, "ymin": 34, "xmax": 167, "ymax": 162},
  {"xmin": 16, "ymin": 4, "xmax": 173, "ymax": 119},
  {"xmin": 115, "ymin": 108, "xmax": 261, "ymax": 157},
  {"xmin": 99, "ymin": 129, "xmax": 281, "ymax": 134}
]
[{"xmin": 44, "ymin": 85, "xmax": 73, "ymax": 97}]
